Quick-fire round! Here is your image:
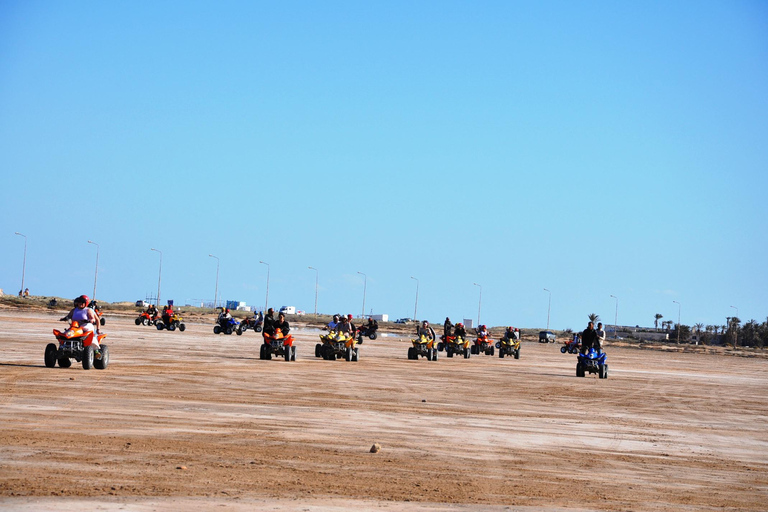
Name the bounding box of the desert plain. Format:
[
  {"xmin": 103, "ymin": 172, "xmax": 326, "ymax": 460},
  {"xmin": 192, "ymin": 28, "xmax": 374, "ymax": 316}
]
[{"xmin": 0, "ymin": 308, "xmax": 766, "ymax": 511}]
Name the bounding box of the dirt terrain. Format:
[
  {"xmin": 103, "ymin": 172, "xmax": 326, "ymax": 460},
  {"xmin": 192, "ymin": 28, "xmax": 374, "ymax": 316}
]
[{"xmin": 0, "ymin": 310, "xmax": 766, "ymax": 511}]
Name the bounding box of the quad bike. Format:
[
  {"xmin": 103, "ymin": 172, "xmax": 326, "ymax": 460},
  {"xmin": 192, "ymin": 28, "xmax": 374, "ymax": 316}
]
[
  {"xmin": 237, "ymin": 317, "xmax": 263, "ymax": 335},
  {"xmin": 561, "ymin": 335, "xmax": 581, "ymax": 354},
  {"xmin": 576, "ymin": 348, "xmax": 608, "ymax": 378},
  {"xmin": 156, "ymin": 312, "xmax": 186, "ymax": 332},
  {"xmin": 89, "ymin": 301, "xmax": 106, "ymax": 326},
  {"xmin": 408, "ymin": 335, "xmax": 438, "ymax": 361},
  {"xmin": 46, "ymin": 321, "xmax": 109, "ymax": 370},
  {"xmin": 471, "ymin": 334, "xmax": 495, "ymax": 356},
  {"xmin": 135, "ymin": 311, "xmax": 158, "ymax": 326},
  {"xmin": 437, "ymin": 335, "xmax": 471, "ymax": 359},
  {"xmin": 213, "ymin": 317, "xmax": 239, "ymax": 335},
  {"xmin": 496, "ymin": 337, "xmax": 520, "ymax": 359},
  {"xmin": 260, "ymin": 328, "xmax": 296, "ymax": 361},
  {"xmin": 316, "ymin": 330, "xmax": 359, "ymax": 361},
  {"xmin": 357, "ymin": 324, "xmax": 378, "ymax": 342}
]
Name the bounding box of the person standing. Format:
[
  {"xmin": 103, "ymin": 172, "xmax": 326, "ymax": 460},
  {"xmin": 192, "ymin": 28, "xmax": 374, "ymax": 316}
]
[
  {"xmin": 581, "ymin": 321, "xmax": 599, "ymax": 354},
  {"xmin": 443, "ymin": 317, "xmax": 453, "ymax": 338},
  {"xmin": 596, "ymin": 322, "xmax": 606, "ymax": 353}
]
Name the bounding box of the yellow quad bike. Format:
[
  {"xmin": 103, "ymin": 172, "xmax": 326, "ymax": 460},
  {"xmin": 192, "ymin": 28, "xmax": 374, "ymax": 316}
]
[
  {"xmin": 438, "ymin": 335, "xmax": 471, "ymax": 359},
  {"xmin": 156, "ymin": 313, "xmax": 186, "ymax": 332},
  {"xmin": 315, "ymin": 330, "xmax": 359, "ymax": 361},
  {"xmin": 408, "ymin": 335, "xmax": 438, "ymax": 361},
  {"xmin": 496, "ymin": 337, "xmax": 520, "ymax": 359}
]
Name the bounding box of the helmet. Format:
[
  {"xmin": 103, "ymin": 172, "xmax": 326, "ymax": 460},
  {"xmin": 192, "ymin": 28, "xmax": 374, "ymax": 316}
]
[
  {"xmin": 74, "ymin": 295, "xmax": 89, "ymax": 306},
  {"xmin": 225, "ymin": 308, "xmax": 230, "ymax": 313},
  {"xmin": 348, "ymin": 314, "xmax": 353, "ymax": 320},
  {"xmin": 457, "ymin": 323, "xmax": 463, "ymax": 328},
  {"xmin": 515, "ymin": 328, "xmax": 519, "ymax": 332}
]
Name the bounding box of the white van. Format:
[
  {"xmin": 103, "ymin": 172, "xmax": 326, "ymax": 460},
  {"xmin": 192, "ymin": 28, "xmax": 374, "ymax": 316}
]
[{"xmin": 279, "ymin": 306, "xmax": 296, "ymax": 315}]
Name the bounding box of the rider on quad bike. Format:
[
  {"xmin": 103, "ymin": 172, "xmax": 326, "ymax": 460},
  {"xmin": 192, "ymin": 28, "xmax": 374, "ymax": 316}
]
[
  {"xmin": 357, "ymin": 317, "xmax": 378, "ymax": 342},
  {"xmin": 60, "ymin": 295, "xmax": 104, "ymax": 355},
  {"xmin": 161, "ymin": 305, "xmax": 175, "ymax": 326}
]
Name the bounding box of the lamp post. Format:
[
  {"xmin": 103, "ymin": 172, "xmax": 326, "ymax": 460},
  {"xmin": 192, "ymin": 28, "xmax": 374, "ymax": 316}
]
[
  {"xmin": 410, "ymin": 276, "xmax": 419, "ymax": 320},
  {"xmin": 14, "ymin": 232, "xmax": 27, "ymax": 295},
  {"xmin": 208, "ymin": 254, "xmax": 219, "ymax": 309},
  {"xmin": 260, "ymin": 261, "xmax": 270, "ymax": 313},
  {"xmin": 473, "ymin": 283, "xmax": 482, "ymax": 327},
  {"xmin": 610, "ymin": 295, "xmax": 618, "ymax": 339},
  {"xmin": 308, "ymin": 266, "xmax": 318, "ymax": 317},
  {"xmin": 673, "ymin": 300, "xmax": 681, "ymax": 344},
  {"xmin": 543, "ymin": 288, "xmax": 551, "ymax": 331},
  {"xmin": 87, "ymin": 240, "xmax": 100, "ymax": 300},
  {"xmin": 730, "ymin": 305, "xmax": 739, "ymax": 347},
  {"xmin": 151, "ymin": 248, "xmax": 162, "ymax": 307},
  {"xmin": 357, "ymin": 271, "xmax": 367, "ymax": 319}
]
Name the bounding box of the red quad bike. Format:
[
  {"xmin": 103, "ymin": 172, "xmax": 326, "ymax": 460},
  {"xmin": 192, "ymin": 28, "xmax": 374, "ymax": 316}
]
[
  {"xmin": 260, "ymin": 328, "xmax": 296, "ymax": 361},
  {"xmin": 471, "ymin": 334, "xmax": 495, "ymax": 356},
  {"xmin": 46, "ymin": 321, "xmax": 109, "ymax": 370}
]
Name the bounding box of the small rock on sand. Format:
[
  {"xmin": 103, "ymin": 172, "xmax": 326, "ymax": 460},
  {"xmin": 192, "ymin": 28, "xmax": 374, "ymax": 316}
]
[{"xmin": 370, "ymin": 443, "xmax": 381, "ymax": 453}]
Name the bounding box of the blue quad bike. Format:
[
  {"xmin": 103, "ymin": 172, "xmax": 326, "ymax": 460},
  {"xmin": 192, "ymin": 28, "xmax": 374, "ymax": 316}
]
[
  {"xmin": 213, "ymin": 317, "xmax": 240, "ymax": 335},
  {"xmin": 576, "ymin": 348, "xmax": 608, "ymax": 379}
]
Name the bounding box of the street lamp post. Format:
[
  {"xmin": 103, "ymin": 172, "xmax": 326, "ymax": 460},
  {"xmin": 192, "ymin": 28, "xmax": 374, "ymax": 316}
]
[
  {"xmin": 260, "ymin": 261, "xmax": 270, "ymax": 313},
  {"xmin": 208, "ymin": 254, "xmax": 219, "ymax": 309},
  {"xmin": 410, "ymin": 276, "xmax": 419, "ymax": 320},
  {"xmin": 543, "ymin": 288, "xmax": 551, "ymax": 331},
  {"xmin": 87, "ymin": 240, "xmax": 100, "ymax": 300},
  {"xmin": 610, "ymin": 295, "xmax": 618, "ymax": 339},
  {"xmin": 151, "ymin": 248, "xmax": 163, "ymax": 307},
  {"xmin": 14, "ymin": 232, "xmax": 27, "ymax": 295},
  {"xmin": 673, "ymin": 300, "xmax": 681, "ymax": 344},
  {"xmin": 357, "ymin": 272, "xmax": 367, "ymax": 319},
  {"xmin": 308, "ymin": 266, "xmax": 318, "ymax": 317},
  {"xmin": 473, "ymin": 283, "xmax": 482, "ymax": 327}
]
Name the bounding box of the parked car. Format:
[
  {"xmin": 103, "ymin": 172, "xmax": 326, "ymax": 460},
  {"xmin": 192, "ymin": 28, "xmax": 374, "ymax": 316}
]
[
  {"xmin": 394, "ymin": 318, "xmax": 412, "ymax": 324},
  {"xmin": 538, "ymin": 330, "xmax": 556, "ymax": 343},
  {"xmin": 135, "ymin": 300, "xmax": 148, "ymax": 307}
]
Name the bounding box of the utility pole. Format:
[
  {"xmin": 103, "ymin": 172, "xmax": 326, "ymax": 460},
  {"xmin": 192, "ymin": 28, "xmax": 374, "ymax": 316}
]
[
  {"xmin": 208, "ymin": 254, "xmax": 219, "ymax": 309},
  {"xmin": 357, "ymin": 272, "xmax": 367, "ymax": 319},
  {"xmin": 87, "ymin": 240, "xmax": 100, "ymax": 300},
  {"xmin": 410, "ymin": 276, "xmax": 419, "ymax": 320},
  {"xmin": 544, "ymin": 288, "xmax": 551, "ymax": 331},
  {"xmin": 14, "ymin": 232, "xmax": 27, "ymax": 295},
  {"xmin": 151, "ymin": 248, "xmax": 163, "ymax": 307},
  {"xmin": 473, "ymin": 283, "xmax": 482, "ymax": 327},
  {"xmin": 673, "ymin": 300, "xmax": 681, "ymax": 344}
]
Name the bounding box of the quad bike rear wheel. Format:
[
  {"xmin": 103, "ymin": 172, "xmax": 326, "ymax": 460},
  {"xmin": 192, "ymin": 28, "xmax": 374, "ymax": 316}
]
[
  {"xmin": 599, "ymin": 364, "xmax": 608, "ymax": 379},
  {"xmin": 407, "ymin": 347, "xmax": 416, "ymax": 360},
  {"xmin": 464, "ymin": 347, "xmax": 471, "ymax": 359},
  {"xmin": 352, "ymin": 348, "xmax": 359, "ymax": 362},
  {"xmin": 499, "ymin": 350, "xmax": 505, "ymax": 358},
  {"xmin": 345, "ymin": 347, "xmax": 354, "ymax": 362},
  {"xmin": 100, "ymin": 317, "xmax": 106, "ymax": 326},
  {"xmin": 45, "ymin": 343, "xmax": 58, "ymax": 368},
  {"xmin": 156, "ymin": 322, "xmax": 164, "ymax": 330},
  {"xmin": 179, "ymin": 323, "xmax": 186, "ymax": 332},
  {"xmin": 369, "ymin": 332, "xmax": 377, "ymax": 340},
  {"xmin": 94, "ymin": 344, "xmax": 109, "ymax": 370},
  {"xmin": 514, "ymin": 349, "xmax": 520, "ymax": 359},
  {"xmin": 168, "ymin": 323, "xmax": 176, "ymax": 331},
  {"xmin": 291, "ymin": 346, "xmax": 297, "ymax": 361},
  {"xmin": 255, "ymin": 325, "xmax": 262, "ymax": 332},
  {"xmin": 58, "ymin": 355, "xmax": 71, "ymax": 368},
  {"xmin": 315, "ymin": 343, "xmax": 322, "ymax": 358},
  {"xmin": 576, "ymin": 362, "xmax": 585, "ymax": 377}
]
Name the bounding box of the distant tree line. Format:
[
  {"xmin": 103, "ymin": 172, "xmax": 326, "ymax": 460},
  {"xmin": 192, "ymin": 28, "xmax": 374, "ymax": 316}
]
[{"xmin": 664, "ymin": 316, "xmax": 768, "ymax": 348}]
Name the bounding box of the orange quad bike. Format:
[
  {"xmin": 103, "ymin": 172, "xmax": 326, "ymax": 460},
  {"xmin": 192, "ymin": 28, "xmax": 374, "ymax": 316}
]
[
  {"xmin": 135, "ymin": 311, "xmax": 157, "ymax": 326},
  {"xmin": 471, "ymin": 334, "xmax": 495, "ymax": 356},
  {"xmin": 261, "ymin": 328, "xmax": 296, "ymax": 361},
  {"xmin": 46, "ymin": 321, "xmax": 109, "ymax": 370}
]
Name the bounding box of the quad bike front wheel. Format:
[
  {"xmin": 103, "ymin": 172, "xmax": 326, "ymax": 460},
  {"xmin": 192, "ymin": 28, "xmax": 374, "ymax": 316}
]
[
  {"xmin": 135, "ymin": 318, "xmax": 142, "ymax": 326},
  {"xmin": 100, "ymin": 317, "xmax": 106, "ymax": 326},
  {"xmin": 213, "ymin": 325, "xmax": 221, "ymax": 334},
  {"xmin": 560, "ymin": 346, "xmax": 567, "ymax": 353},
  {"xmin": 82, "ymin": 345, "xmax": 95, "ymax": 370},
  {"xmin": 45, "ymin": 343, "xmax": 58, "ymax": 368},
  {"xmin": 156, "ymin": 322, "xmax": 165, "ymax": 331}
]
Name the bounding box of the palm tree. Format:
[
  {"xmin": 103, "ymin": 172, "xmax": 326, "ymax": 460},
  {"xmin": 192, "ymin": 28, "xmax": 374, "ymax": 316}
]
[
  {"xmin": 654, "ymin": 314, "xmax": 663, "ymax": 331},
  {"xmin": 588, "ymin": 313, "xmax": 600, "ymax": 324}
]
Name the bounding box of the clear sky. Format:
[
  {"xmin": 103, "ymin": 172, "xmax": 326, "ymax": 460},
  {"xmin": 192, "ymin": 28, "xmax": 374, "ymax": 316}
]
[{"xmin": 2, "ymin": 0, "xmax": 766, "ymax": 330}]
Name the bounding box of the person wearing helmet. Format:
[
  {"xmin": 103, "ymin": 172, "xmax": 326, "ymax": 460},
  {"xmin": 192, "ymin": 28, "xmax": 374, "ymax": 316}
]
[
  {"xmin": 335, "ymin": 315, "xmax": 354, "ymax": 338},
  {"xmin": 503, "ymin": 326, "xmax": 515, "ymax": 341},
  {"xmin": 61, "ymin": 295, "xmax": 103, "ymax": 351},
  {"xmin": 347, "ymin": 314, "xmax": 357, "ymax": 336},
  {"xmin": 477, "ymin": 324, "xmax": 489, "ymax": 338},
  {"xmin": 417, "ymin": 320, "xmax": 436, "ymax": 341},
  {"xmin": 453, "ymin": 322, "xmax": 467, "ymax": 340},
  {"xmin": 162, "ymin": 304, "xmax": 175, "ymax": 326},
  {"xmin": 218, "ymin": 307, "xmax": 233, "ymax": 329}
]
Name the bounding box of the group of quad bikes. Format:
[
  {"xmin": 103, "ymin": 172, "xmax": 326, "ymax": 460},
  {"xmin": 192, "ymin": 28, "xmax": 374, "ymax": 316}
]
[
  {"xmin": 410, "ymin": 327, "xmax": 522, "ymax": 361},
  {"xmin": 135, "ymin": 310, "xmax": 186, "ymax": 332},
  {"xmin": 313, "ymin": 324, "xmax": 376, "ymax": 362},
  {"xmin": 560, "ymin": 334, "xmax": 609, "ymax": 379}
]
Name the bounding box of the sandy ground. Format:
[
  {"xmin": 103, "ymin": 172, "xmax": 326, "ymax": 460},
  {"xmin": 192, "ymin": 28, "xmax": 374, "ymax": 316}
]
[{"xmin": 0, "ymin": 311, "xmax": 766, "ymax": 511}]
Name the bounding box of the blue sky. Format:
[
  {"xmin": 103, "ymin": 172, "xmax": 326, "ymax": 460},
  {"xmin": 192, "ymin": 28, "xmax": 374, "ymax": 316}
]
[{"xmin": 2, "ymin": 0, "xmax": 766, "ymax": 330}]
